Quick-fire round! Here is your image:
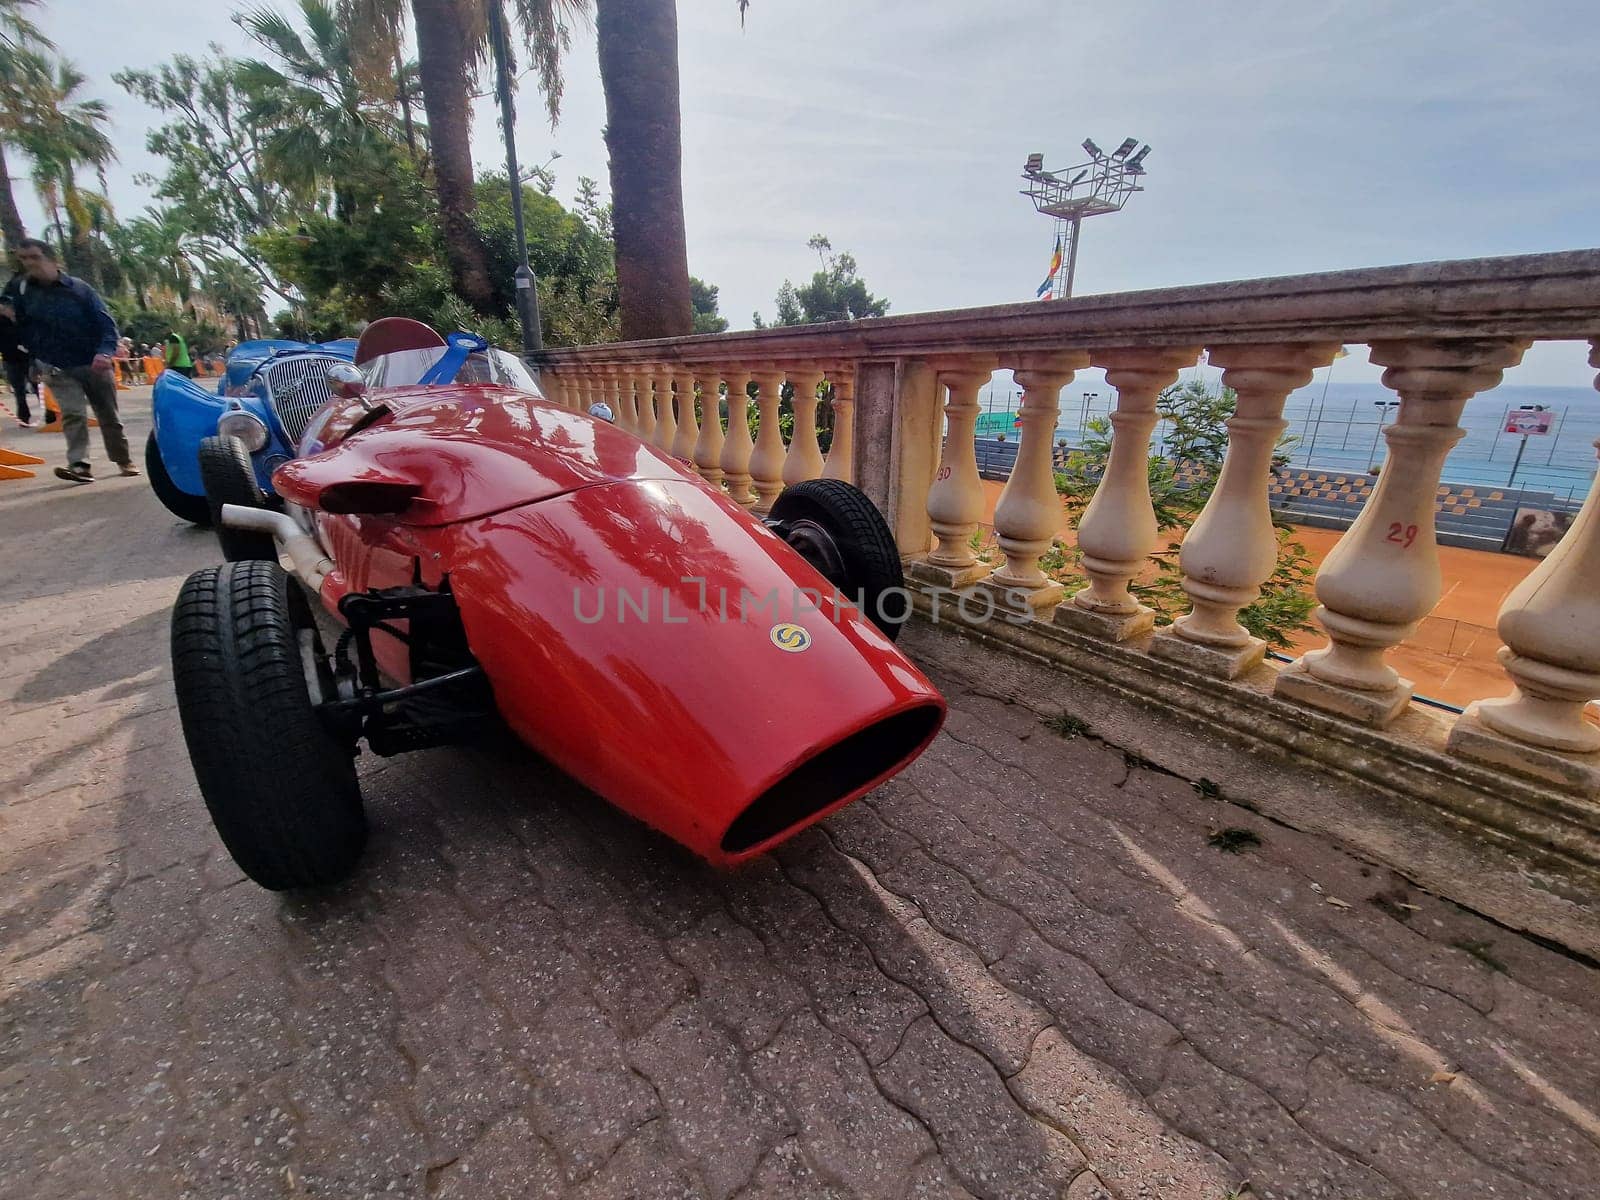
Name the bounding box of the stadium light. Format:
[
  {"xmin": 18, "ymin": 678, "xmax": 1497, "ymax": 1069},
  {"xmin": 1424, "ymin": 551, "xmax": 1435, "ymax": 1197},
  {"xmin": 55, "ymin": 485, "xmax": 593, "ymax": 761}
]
[{"xmin": 1018, "ymin": 137, "xmax": 1152, "ymax": 300}]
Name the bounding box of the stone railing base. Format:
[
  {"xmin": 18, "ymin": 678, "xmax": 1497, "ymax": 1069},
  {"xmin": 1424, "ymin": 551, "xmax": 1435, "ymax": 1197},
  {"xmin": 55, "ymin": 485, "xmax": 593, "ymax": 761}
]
[
  {"xmin": 1449, "ymin": 703, "xmax": 1600, "ymax": 797},
  {"xmin": 904, "ymin": 587, "xmax": 1600, "ymax": 960}
]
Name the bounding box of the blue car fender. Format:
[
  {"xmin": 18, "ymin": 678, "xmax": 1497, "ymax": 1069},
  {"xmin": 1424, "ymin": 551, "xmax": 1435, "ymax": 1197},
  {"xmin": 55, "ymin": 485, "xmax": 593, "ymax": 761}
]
[{"xmin": 152, "ymin": 372, "xmax": 286, "ymax": 497}]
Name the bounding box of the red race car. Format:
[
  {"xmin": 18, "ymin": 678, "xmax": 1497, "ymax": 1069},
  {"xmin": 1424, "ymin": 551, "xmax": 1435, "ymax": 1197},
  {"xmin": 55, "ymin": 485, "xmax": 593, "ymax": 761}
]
[{"xmin": 171, "ymin": 319, "xmax": 946, "ymax": 889}]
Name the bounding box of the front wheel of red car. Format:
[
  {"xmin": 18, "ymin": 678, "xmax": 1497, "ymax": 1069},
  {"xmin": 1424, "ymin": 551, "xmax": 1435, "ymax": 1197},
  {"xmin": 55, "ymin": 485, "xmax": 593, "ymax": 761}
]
[
  {"xmin": 171, "ymin": 560, "xmax": 366, "ymax": 890},
  {"xmin": 770, "ymin": 479, "xmax": 909, "ymax": 640}
]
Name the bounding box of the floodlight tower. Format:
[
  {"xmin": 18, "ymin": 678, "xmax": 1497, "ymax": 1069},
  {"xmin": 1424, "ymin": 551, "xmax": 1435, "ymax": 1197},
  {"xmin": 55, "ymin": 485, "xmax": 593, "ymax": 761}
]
[{"xmin": 1021, "ymin": 138, "xmax": 1151, "ymax": 300}]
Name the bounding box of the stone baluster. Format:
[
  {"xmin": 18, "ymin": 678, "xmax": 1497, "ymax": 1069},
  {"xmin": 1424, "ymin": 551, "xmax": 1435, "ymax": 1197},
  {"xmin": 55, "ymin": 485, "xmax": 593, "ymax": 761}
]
[
  {"xmin": 783, "ymin": 366, "xmax": 827, "ymax": 486},
  {"xmin": 748, "ymin": 368, "xmax": 788, "ymax": 513},
  {"xmin": 692, "ymin": 370, "xmax": 726, "ymax": 487},
  {"xmin": 720, "ymin": 370, "xmax": 757, "ymax": 507},
  {"xmin": 634, "ymin": 368, "xmax": 657, "ymax": 443},
  {"xmin": 983, "ymin": 352, "xmax": 1089, "ymax": 611},
  {"xmin": 822, "ymin": 367, "xmax": 855, "ymax": 483},
  {"xmin": 573, "ymin": 369, "xmax": 594, "ymax": 415},
  {"xmin": 1447, "ymin": 339, "xmax": 1600, "ymax": 795},
  {"xmin": 596, "ymin": 369, "xmax": 619, "ymax": 427},
  {"xmin": 671, "ymin": 369, "xmax": 699, "ymax": 462},
  {"xmin": 624, "ymin": 371, "xmax": 649, "ymax": 438},
  {"xmin": 652, "ymin": 366, "xmax": 678, "ymax": 452},
  {"xmin": 1274, "ymin": 338, "xmax": 1528, "ymax": 720},
  {"xmin": 539, "ymin": 371, "xmax": 563, "ymax": 409},
  {"xmin": 1057, "ymin": 347, "xmax": 1201, "ymax": 640},
  {"xmin": 586, "ymin": 367, "xmax": 609, "ymax": 419},
  {"xmin": 911, "ymin": 357, "xmax": 997, "ymax": 589},
  {"xmin": 1150, "ymin": 343, "xmax": 1341, "ymax": 678}
]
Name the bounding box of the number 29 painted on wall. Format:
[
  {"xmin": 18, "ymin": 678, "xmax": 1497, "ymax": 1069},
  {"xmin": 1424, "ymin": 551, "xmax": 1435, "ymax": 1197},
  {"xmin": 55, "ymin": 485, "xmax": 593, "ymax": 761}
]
[{"xmin": 1386, "ymin": 522, "xmax": 1420, "ymax": 549}]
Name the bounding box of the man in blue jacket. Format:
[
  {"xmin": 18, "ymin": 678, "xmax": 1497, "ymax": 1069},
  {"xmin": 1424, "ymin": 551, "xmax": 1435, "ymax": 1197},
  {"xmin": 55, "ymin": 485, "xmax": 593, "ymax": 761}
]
[{"xmin": 0, "ymin": 238, "xmax": 136, "ymax": 483}]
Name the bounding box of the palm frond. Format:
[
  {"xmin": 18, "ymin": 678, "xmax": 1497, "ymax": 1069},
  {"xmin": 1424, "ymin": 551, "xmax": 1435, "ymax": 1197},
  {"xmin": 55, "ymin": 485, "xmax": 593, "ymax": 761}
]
[{"xmin": 508, "ymin": 0, "xmax": 589, "ymax": 124}]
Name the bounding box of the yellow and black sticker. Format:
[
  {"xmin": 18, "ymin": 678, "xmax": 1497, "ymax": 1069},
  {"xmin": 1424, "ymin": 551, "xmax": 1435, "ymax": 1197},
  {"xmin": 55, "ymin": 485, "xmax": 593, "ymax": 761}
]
[{"xmin": 769, "ymin": 623, "xmax": 812, "ymax": 653}]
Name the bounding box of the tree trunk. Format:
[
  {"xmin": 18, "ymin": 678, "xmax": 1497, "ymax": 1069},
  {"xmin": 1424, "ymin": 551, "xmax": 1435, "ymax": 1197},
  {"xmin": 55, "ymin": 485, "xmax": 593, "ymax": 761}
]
[
  {"xmin": 0, "ymin": 143, "xmax": 28, "ymax": 250},
  {"xmin": 394, "ymin": 49, "xmax": 419, "ymax": 162},
  {"xmin": 596, "ymin": 0, "xmax": 693, "ymax": 340},
  {"xmin": 411, "ymin": 0, "xmax": 495, "ymax": 312}
]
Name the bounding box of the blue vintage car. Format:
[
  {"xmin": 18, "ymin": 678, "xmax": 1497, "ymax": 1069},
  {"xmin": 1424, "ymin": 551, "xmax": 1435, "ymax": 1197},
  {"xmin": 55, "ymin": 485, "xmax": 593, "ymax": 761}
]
[{"xmin": 145, "ymin": 338, "xmax": 358, "ymax": 524}]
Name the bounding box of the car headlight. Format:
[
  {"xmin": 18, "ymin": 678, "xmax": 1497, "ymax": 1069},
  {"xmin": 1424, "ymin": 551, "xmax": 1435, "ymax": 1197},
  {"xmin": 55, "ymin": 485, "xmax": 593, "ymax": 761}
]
[{"xmin": 217, "ymin": 410, "xmax": 269, "ymax": 453}]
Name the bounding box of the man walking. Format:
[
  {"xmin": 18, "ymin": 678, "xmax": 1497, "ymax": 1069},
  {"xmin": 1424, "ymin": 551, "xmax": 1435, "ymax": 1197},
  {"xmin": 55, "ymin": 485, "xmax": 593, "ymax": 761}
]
[{"xmin": 0, "ymin": 239, "xmax": 136, "ymax": 483}]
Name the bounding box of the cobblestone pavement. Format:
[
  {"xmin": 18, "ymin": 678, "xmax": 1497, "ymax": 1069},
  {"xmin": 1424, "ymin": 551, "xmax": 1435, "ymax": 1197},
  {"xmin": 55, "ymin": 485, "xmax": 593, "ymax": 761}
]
[{"xmin": 5, "ymin": 394, "xmax": 1600, "ymax": 1199}]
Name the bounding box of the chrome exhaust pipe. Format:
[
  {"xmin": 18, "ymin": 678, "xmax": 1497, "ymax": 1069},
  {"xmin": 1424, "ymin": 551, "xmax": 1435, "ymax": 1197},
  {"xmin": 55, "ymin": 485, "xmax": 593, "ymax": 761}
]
[{"xmin": 220, "ymin": 503, "xmax": 334, "ymax": 590}]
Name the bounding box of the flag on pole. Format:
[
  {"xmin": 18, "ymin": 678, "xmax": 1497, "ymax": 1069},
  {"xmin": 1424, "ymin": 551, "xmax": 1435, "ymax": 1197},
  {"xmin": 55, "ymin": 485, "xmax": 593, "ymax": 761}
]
[{"xmin": 1036, "ymin": 236, "xmax": 1064, "ymax": 300}]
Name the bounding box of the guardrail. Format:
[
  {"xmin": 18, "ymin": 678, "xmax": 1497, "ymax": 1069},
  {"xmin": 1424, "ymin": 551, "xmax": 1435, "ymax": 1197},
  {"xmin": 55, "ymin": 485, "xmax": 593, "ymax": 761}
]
[{"xmin": 534, "ymin": 250, "xmax": 1600, "ymax": 803}]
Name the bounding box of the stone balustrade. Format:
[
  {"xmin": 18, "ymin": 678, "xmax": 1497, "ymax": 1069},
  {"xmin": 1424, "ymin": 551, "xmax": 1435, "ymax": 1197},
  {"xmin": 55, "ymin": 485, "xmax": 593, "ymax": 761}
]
[{"xmin": 533, "ymin": 250, "xmax": 1600, "ymax": 808}]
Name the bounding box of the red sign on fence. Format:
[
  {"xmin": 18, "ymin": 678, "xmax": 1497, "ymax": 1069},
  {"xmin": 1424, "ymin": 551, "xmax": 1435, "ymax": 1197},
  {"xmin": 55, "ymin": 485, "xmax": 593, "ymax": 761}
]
[{"xmin": 1505, "ymin": 409, "xmax": 1554, "ymax": 436}]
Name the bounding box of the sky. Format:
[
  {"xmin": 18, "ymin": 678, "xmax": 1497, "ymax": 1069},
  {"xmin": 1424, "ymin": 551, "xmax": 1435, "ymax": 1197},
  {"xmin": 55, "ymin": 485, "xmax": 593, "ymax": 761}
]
[{"xmin": 19, "ymin": 0, "xmax": 1600, "ymax": 387}]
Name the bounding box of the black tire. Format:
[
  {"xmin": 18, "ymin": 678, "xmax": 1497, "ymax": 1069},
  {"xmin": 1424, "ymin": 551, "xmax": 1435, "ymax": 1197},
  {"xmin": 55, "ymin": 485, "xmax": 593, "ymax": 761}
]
[
  {"xmin": 171, "ymin": 560, "xmax": 366, "ymax": 890},
  {"xmin": 198, "ymin": 435, "xmax": 277, "ymax": 562},
  {"xmin": 145, "ymin": 430, "xmax": 211, "ymax": 526},
  {"xmin": 771, "ymin": 478, "xmax": 908, "ymax": 640}
]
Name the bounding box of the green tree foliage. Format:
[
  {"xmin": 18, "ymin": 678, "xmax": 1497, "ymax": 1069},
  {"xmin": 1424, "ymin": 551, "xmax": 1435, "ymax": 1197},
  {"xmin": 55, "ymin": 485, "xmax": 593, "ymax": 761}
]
[
  {"xmin": 87, "ymin": 0, "xmax": 725, "ymax": 351},
  {"xmin": 0, "ymin": 3, "xmax": 56, "ymax": 247},
  {"xmin": 115, "ymin": 52, "xmax": 301, "ymax": 300},
  {"xmin": 690, "ymin": 277, "xmax": 728, "ymax": 333},
  {"xmin": 1, "ymin": 51, "xmax": 115, "ymax": 283},
  {"xmin": 205, "ymin": 257, "xmax": 271, "ymax": 339},
  {"xmin": 252, "ymin": 167, "xmax": 434, "ymax": 320},
  {"xmin": 381, "ymin": 172, "xmax": 620, "ymax": 347},
  {"xmin": 1051, "ymin": 378, "xmax": 1317, "ymax": 649},
  {"xmin": 108, "ymin": 297, "xmax": 228, "ymax": 357},
  {"xmin": 234, "ymin": 0, "xmax": 404, "ymax": 220},
  {"xmin": 755, "ymin": 235, "xmax": 889, "ymax": 328}
]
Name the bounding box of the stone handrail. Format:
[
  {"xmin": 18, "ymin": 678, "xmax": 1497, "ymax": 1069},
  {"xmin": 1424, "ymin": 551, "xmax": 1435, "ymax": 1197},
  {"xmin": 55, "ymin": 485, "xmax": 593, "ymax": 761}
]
[{"xmin": 532, "ymin": 249, "xmax": 1600, "ymax": 800}]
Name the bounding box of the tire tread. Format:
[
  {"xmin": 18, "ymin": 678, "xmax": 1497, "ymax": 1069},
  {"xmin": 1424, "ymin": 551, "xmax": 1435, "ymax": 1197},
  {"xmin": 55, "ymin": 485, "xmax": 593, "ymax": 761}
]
[{"xmin": 171, "ymin": 561, "xmax": 365, "ymax": 889}]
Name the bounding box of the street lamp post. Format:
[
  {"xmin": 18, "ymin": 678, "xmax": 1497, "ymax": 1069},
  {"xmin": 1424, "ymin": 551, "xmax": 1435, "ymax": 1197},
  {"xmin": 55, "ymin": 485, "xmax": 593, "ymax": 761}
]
[
  {"xmin": 1506, "ymin": 405, "xmax": 1550, "ymax": 489},
  {"xmin": 1079, "ymin": 390, "xmax": 1099, "ymax": 437},
  {"xmin": 486, "ymin": 0, "xmax": 543, "ymax": 358},
  {"xmin": 1367, "ymin": 400, "xmax": 1399, "ymax": 472}
]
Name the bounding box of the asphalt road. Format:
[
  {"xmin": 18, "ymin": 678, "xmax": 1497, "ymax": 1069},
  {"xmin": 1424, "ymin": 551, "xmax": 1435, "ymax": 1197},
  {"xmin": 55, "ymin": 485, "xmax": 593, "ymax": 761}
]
[{"xmin": 4, "ymin": 389, "xmax": 1600, "ymax": 1199}]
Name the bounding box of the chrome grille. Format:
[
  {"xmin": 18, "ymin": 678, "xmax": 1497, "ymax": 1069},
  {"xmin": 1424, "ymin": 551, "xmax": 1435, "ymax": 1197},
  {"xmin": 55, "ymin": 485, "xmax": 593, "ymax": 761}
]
[{"xmin": 261, "ymin": 355, "xmax": 342, "ymax": 449}]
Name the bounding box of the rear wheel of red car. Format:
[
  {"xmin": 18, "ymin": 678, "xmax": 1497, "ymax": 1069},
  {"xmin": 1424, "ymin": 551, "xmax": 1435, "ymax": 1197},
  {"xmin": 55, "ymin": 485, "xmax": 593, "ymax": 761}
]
[
  {"xmin": 171, "ymin": 560, "xmax": 366, "ymax": 890},
  {"xmin": 770, "ymin": 479, "xmax": 908, "ymax": 640},
  {"xmin": 145, "ymin": 431, "xmax": 211, "ymax": 526},
  {"xmin": 199, "ymin": 435, "xmax": 278, "ymax": 563}
]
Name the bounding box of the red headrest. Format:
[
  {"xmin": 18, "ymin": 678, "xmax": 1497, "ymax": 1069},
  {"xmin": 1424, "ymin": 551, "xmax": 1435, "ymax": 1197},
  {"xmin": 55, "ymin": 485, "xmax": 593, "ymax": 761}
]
[{"xmin": 355, "ymin": 317, "xmax": 447, "ymax": 366}]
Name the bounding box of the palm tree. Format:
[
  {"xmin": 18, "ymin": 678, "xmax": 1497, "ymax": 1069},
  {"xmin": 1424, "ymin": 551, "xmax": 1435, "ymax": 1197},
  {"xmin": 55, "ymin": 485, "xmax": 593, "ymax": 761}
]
[
  {"xmin": 205, "ymin": 257, "xmax": 269, "ymax": 340},
  {"xmin": 15, "ymin": 58, "xmax": 115, "ymax": 278},
  {"xmin": 235, "ymin": 1, "xmax": 403, "ymax": 221},
  {"xmin": 596, "ymin": 0, "xmax": 691, "ymax": 338},
  {"xmin": 106, "ymin": 217, "xmax": 156, "ymax": 309},
  {"xmin": 0, "ymin": 2, "xmax": 53, "ymax": 248},
  {"xmin": 139, "ymin": 209, "xmax": 198, "ymax": 306},
  {"xmin": 350, "ymin": 0, "xmax": 585, "ymax": 314}
]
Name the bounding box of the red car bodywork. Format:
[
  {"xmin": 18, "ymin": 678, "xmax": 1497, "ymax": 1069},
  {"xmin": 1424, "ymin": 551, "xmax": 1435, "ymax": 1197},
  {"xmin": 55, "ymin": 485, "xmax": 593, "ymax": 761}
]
[{"xmin": 273, "ymin": 380, "xmax": 946, "ymax": 866}]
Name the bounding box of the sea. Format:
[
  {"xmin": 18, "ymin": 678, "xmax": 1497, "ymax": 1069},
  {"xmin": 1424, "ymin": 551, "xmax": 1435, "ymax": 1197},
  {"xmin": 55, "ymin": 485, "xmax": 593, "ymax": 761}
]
[{"xmin": 980, "ymin": 379, "xmax": 1600, "ymax": 505}]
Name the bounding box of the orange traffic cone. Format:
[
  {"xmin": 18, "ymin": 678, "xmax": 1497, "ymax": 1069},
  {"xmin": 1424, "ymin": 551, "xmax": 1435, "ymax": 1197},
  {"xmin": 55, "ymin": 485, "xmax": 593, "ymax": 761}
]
[
  {"xmin": 36, "ymin": 383, "xmax": 98, "ymax": 433},
  {"xmin": 0, "ymin": 421, "xmax": 45, "ymax": 478}
]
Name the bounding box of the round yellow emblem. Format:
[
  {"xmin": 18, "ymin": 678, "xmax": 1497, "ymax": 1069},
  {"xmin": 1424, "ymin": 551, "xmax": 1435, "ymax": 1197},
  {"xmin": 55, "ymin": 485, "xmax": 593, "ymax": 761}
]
[{"xmin": 769, "ymin": 623, "xmax": 812, "ymax": 653}]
